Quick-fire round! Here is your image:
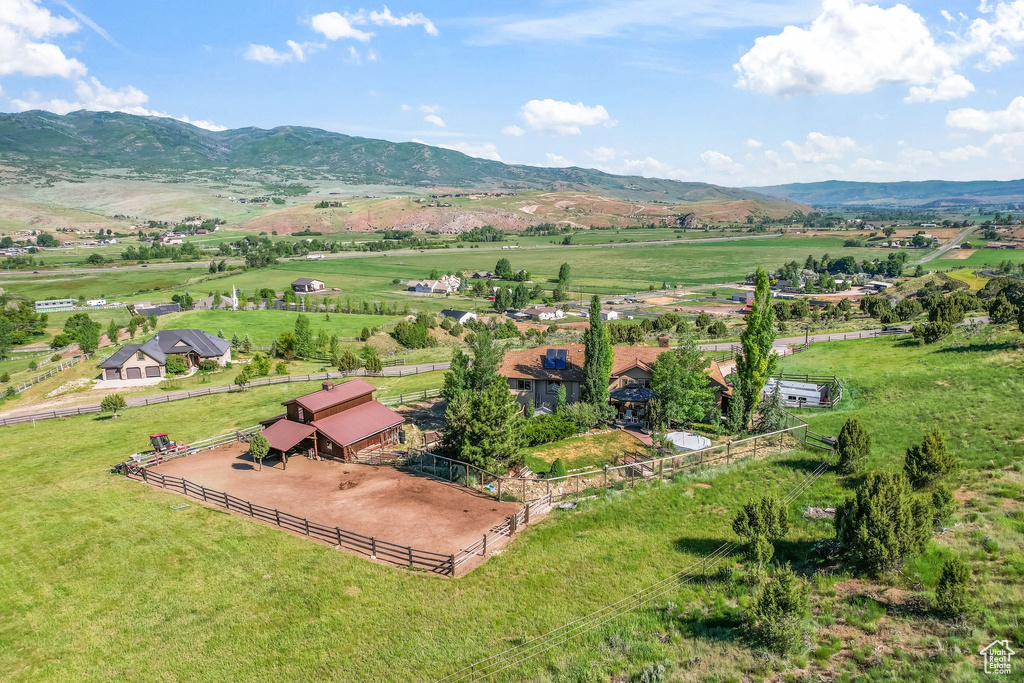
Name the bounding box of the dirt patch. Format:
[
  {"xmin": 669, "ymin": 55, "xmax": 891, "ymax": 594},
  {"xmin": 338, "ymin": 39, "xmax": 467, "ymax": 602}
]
[
  {"xmin": 952, "ymin": 486, "xmax": 975, "ymax": 503},
  {"xmin": 150, "ymin": 446, "xmax": 519, "ymax": 555},
  {"xmin": 935, "ymin": 380, "xmax": 949, "ymax": 386},
  {"xmin": 945, "ymin": 248, "xmax": 976, "ymax": 259}
]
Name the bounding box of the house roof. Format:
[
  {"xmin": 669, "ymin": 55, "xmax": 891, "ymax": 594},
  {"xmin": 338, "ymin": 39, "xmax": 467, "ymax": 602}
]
[
  {"xmin": 146, "ymin": 329, "xmax": 230, "ymax": 359},
  {"xmin": 609, "ymin": 385, "xmax": 658, "ymax": 403},
  {"xmin": 291, "ymin": 277, "xmax": 323, "ymax": 286},
  {"xmin": 524, "ymin": 306, "xmax": 560, "ymax": 315},
  {"xmin": 99, "ymin": 343, "xmax": 145, "ymax": 368},
  {"xmin": 283, "ymin": 378, "xmax": 377, "ymax": 413},
  {"xmin": 135, "ymin": 303, "xmax": 181, "ymax": 317},
  {"xmin": 312, "ymin": 400, "xmax": 405, "ymax": 447},
  {"xmin": 260, "ymin": 419, "xmax": 316, "ymax": 452},
  {"xmin": 440, "ymin": 309, "xmax": 472, "ymax": 318}
]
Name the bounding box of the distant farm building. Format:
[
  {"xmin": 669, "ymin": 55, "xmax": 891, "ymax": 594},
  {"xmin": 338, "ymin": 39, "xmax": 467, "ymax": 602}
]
[
  {"xmin": 291, "ymin": 278, "xmax": 326, "ymax": 293},
  {"xmin": 763, "ymin": 378, "xmax": 831, "ymax": 408},
  {"xmin": 34, "ymin": 299, "xmax": 76, "ymax": 313},
  {"xmin": 440, "ymin": 309, "xmax": 477, "ymax": 325}
]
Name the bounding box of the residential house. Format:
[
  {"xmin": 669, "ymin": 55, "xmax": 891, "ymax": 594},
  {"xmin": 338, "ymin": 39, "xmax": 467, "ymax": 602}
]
[
  {"xmin": 134, "ymin": 302, "xmax": 182, "ymax": 317},
  {"xmin": 471, "ymin": 271, "xmax": 495, "ymax": 279},
  {"xmin": 600, "ymin": 309, "xmax": 620, "ymax": 321},
  {"xmin": 406, "ymin": 274, "xmax": 461, "ymax": 294},
  {"xmin": 440, "ymin": 309, "xmax": 477, "ymax": 325},
  {"xmin": 732, "ymin": 291, "xmax": 755, "ymax": 303},
  {"xmin": 260, "ymin": 379, "xmax": 405, "ymax": 460},
  {"xmin": 99, "ymin": 329, "xmax": 230, "ymax": 381},
  {"xmin": 160, "ymin": 233, "xmax": 183, "ymax": 245},
  {"xmin": 291, "ymin": 277, "xmax": 326, "ymax": 293},
  {"xmin": 523, "ymin": 306, "xmax": 566, "ymax": 321},
  {"xmin": 499, "ymin": 345, "xmax": 731, "ymax": 420}
]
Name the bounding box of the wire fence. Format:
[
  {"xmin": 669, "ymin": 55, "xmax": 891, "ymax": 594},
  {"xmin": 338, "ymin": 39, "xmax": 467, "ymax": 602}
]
[{"xmin": 439, "ymin": 458, "xmax": 833, "ymax": 681}]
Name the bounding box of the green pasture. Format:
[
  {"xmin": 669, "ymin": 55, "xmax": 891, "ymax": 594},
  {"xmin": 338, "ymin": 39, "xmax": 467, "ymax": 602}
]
[{"xmin": 159, "ymin": 309, "xmax": 401, "ymax": 345}]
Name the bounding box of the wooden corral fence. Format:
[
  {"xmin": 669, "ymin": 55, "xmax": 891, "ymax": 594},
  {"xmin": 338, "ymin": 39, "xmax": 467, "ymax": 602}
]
[
  {"xmin": 121, "ymin": 464, "xmax": 457, "ymax": 576},
  {"xmin": 0, "ymin": 365, "xmax": 448, "ymax": 427},
  {"xmin": 407, "ymin": 412, "xmax": 816, "ymax": 507},
  {"xmin": 708, "ymin": 345, "xmax": 741, "ymax": 364},
  {"xmin": 11, "ymin": 355, "xmax": 83, "ymax": 395}
]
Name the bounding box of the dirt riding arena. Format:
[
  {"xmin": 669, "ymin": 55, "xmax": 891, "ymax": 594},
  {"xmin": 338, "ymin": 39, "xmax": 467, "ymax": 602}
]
[{"xmin": 149, "ymin": 443, "xmax": 520, "ymax": 556}]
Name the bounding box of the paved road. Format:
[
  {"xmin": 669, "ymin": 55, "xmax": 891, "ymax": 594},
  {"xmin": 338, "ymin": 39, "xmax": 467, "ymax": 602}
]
[
  {"xmin": 0, "ymin": 233, "xmax": 783, "ymax": 279},
  {"xmin": 910, "ymin": 226, "xmax": 974, "ymax": 265}
]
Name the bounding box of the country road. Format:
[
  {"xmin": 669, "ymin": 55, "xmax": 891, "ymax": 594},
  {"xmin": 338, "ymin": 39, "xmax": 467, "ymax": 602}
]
[
  {"xmin": 910, "ymin": 226, "xmax": 974, "ymax": 265},
  {"xmin": 0, "ymin": 232, "xmax": 784, "ymax": 279}
]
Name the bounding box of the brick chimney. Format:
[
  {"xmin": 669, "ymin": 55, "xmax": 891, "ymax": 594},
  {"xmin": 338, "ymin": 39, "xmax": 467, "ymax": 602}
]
[{"xmin": 322, "ymin": 381, "xmax": 334, "ymax": 391}]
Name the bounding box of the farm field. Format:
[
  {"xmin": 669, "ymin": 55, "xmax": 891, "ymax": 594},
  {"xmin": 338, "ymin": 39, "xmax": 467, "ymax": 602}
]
[
  {"xmin": 929, "ymin": 247, "xmax": 1024, "ymax": 272},
  {"xmin": 0, "ymin": 330, "xmax": 1021, "ymax": 680},
  {"xmin": 159, "ymin": 309, "xmax": 401, "ymax": 345}
]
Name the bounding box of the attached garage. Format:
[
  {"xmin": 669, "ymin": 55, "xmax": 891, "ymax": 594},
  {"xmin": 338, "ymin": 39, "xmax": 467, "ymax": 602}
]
[
  {"xmin": 125, "ymin": 367, "xmax": 142, "ymax": 379},
  {"xmin": 104, "ymin": 368, "xmax": 120, "ymax": 380},
  {"xmin": 145, "ymin": 366, "xmax": 161, "ymax": 378}
]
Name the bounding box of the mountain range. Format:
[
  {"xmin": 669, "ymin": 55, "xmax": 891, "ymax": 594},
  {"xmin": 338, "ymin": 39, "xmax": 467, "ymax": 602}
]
[
  {"xmin": 750, "ymin": 179, "xmax": 1024, "ymax": 207},
  {"xmin": 0, "ymin": 110, "xmax": 790, "ymax": 209}
]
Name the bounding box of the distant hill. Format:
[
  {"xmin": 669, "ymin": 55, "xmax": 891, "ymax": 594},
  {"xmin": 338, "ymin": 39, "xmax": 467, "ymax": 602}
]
[
  {"xmin": 0, "ymin": 110, "xmax": 799, "ymax": 211},
  {"xmin": 749, "ymin": 179, "xmax": 1024, "ymax": 207}
]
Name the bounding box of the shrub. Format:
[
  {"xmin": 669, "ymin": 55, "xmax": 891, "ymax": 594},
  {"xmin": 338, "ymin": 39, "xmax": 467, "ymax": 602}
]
[
  {"xmin": 363, "ymin": 355, "xmax": 383, "ymax": 373},
  {"xmin": 548, "ymin": 458, "xmax": 568, "ymax": 478},
  {"xmin": 904, "ymin": 430, "xmax": 956, "ymax": 489},
  {"xmin": 911, "ymin": 321, "xmax": 951, "ymax": 344},
  {"xmin": 251, "ymin": 353, "xmax": 272, "ymax": 376},
  {"xmin": 521, "ymin": 413, "xmax": 577, "ymax": 447},
  {"xmin": 836, "ymin": 418, "xmax": 871, "ymax": 475},
  {"xmin": 931, "ymin": 485, "xmax": 957, "ymax": 528},
  {"xmin": 198, "ymin": 359, "xmax": 218, "ymax": 372},
  {"xmin": 707, "ymin": 320, "xmax": 728, "ymax": 337},
  {"xmin": 560, "ymin": 401, "xmax": 600, "ymax": 432},
  {"xmin": 50, "ymin": 353, "xmax": 61, "ymax": 362},
  {"xmin": 4, "ymin": 386, "xmax": 15, "ymax": 398},
  {"xmin": 733, "ymin": 493, "xmax": 789, "ymax": 571},
  {"xmin": 275, "ymin": 362, "xmax": 288, "ymax": 375},
  {"xmin": 744, "ymin": 565, "xmax": 809, "ymax": 655},
  {"xmin": 165, "ymin": 354, "xmax": 187, "ymax": 375},
  {"xmin": 248, "ymin": 434, "xmax": 270, "ymax": 471},
  {"xmin": 0, "ymin": 372, "xmax": 9, "ymax": 383},
  {"xmin": 27, "ymin": 360, "xmax": 37, "ymax": 371},
  {"xmin": 337, "ymin": 350, "xmax": 360, "ymax": 372},
  {"xmin": 834, "ymin": 471, "xmax": 931, "ymax": 575},
  {"xmin": 935, "ymin": 555, "xmax": 972, "ymax": 617}
]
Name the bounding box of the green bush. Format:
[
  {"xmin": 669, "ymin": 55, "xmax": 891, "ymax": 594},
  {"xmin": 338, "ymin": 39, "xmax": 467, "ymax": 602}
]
[
  {"xmin": 522, "ymin": 413, "xmax": 577, "ymax": 447},
  {"xmin": 744, "ymin": 565, "xmax": 809, "ymax": 655},
  {"xmin": 904, "ymin": 430, "xmax": 956, "ymax": 488},
  {"xmin": 198, "ymin": 359, "xmax": 218, "ymax": 372},
  {"xmin": 836, "ymin": 418, "xmax": 871, "ymax": 475},
  {"xmin": 0, "ymin": 372, "xmax": 9, "ymax": 383},
  {"xmin": 930, "ymin": 486, "xmax": 957, "ymax": 528},
  {"xmin": 27, "ymin": 361, "xmax": 37, "ymax": 371},
  {"xmin": 548, "ymin": 458, "xmax": 568, "ymax": 479},
  {"xmin": 275, "ymin": 362, "xmax": 288, "ymax": 375},
  {"xmin": 560, "ymin": 401, "xmax": 601, "ymax": 432},
  {"xmin": 164, "ymin": 354, "xmax": 187, "ymax": 375},
  {"xmin": 834, "ymin": 471, "xmax": 931, "ymax": 575},
  {"xmin": 934, "ymin": 555, "xmax": 972, "ymax": 617},
  {"xmin": 337, "ymin": 350, "xmax": 361, "ymax": 372}
]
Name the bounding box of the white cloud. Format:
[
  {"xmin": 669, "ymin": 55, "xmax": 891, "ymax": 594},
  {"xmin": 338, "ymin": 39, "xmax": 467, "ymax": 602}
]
[
  {"xmin": 946, "ymin": 95, "xmax": 1024, "ymax": 131},
  {"xmin": 11, "ymin": 76, "xmax": 226, "ymax": 131},
  {"xmin": 543, "ymin": 153, "xmax": 574, "ymax": 167},
  {"xmin": 419, "ymin": 103, "xmax": 441, "ymax": 113},
  {"xmin": 746, "ymin": 138, "xmax": 763, "ymax": 148},
  {"xmin": 347, "ymin": 46, "xmax": 363, "ymax": 64},
  {"xmin": 586, "ymin": 146, "xmax": 617, "ymax": 162},
  {"xmin": 435, "ymin": 141, "xmax": 501, "ymax": 161},
  {"xmin": 958, "ymin": 0, "xmax": 1024, "ymax": 70},
  {"xmin": 782, "ymin": 132, "xmax": 858, "ymax": 162},
  {"xmin": 519, "ymin": 98, "xmax": 615, "ymax": 135},
  {"xmin": 621, "ymin": 156, "xmax": 689, "ymax": 180},
  {"xmin": 734, "ymin": 0, "xmax": 968, "ymax": 101},
  {"xmin": 939, "ymin": 144, "xmax": 987, "ymax": 161},
  {"xmin": 423, "ymin": 113, "xmax": 446, "ymax": 127},
  {"xmin": 501, "ymin": 124, "xmax": 524, "ymax": 136},
  {"xmin": 0, "ymin": 0, "xmax": 86, "ymax": 78},
  {"xmin": 310, "ymin": 12, "xmax": 374, "ymax": 41},
  {"xmin": 362, "ymin": 6, "xmax": 438, "ymax": 36},
  {"xmin": 366, "ymin": 48, "xmax": 378, "ymax": 62},
  {"xmin": 904, "ymin": 73, "xmax": 976, "ymax": 103},
  {"xmin": 700, "ymin": 149, "xmax": 743, "ymax": 174},
  {"xmin": 400, "ymin": 103, "xmax": 410, "ymax": 111},
  {"xmin": 244, "ymin": 40, "xmax": 323, "ymax": 65}
]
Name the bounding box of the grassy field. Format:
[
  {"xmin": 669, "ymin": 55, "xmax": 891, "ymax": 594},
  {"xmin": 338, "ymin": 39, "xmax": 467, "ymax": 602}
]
[
  {"xmin": 0, "ymin": 234, "xmax": 882, "ymax": 306},
  {"xmin": 930, "ymin": 247, "xmax": 1024, "ymax": 272},
  {"xmin": 1, "ymin": 327, "xmax": 1022, "ymax": 680},
  {"xmin": 524, "ymin": 430, "xmax": 641, "ymax": 475},
  {"xmin": 159, "ymin": 309, "xmax": 401, "ymax": 345}
]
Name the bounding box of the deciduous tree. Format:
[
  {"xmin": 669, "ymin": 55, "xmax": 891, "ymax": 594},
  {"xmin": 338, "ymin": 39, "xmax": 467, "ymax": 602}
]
[
  {"xmin": 735, "ymin": 267, "xmax": 777, "ymax": 427},
  {"xmin": 650, "ymin": 335, "xmax": 714, "ymax": 427}
]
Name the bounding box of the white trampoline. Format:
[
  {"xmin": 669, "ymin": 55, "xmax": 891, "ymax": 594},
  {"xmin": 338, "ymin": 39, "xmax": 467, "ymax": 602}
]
[{"xmin": 666, "ymin": 431, "xmax": 712, "ymax": 451}]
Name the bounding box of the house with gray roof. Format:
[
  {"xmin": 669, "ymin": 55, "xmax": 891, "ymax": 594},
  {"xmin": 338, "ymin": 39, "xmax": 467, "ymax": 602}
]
[{"xmin": 99, "ymin": 329, "xmax": 231, "ymax": 380}]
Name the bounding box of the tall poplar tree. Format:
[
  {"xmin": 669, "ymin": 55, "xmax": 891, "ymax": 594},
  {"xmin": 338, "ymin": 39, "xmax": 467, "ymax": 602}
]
[
  {"xmin": 735, "ymin": 267, "xmax": 778, "ymax": 426},
  {"xmin": 581, "ymin": 295, "xmax": 613, "ymax": 413}
]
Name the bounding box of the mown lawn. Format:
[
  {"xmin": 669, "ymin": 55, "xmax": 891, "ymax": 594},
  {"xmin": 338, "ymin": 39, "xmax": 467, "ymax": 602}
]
[
  {"xmin": 0, "ymin": 328, "xmax": 1021, "ymax": 680},
  {"xmin": 159, "ymin": 309, "xmax": 400, "ymax": 345}
]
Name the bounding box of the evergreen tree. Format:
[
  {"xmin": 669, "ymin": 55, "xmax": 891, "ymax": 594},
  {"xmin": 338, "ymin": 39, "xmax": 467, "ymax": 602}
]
[
  {"xmin": 935, "ymin": 555, "xmax": 972, "ymax": 617},
  {"xmin": 834, "ymin": 471, "xmax": 931, "ymax": 575},
  {"xmin": 735, "ymin": 267, "xmax": 778, "ymax": 427},
  {"xmin": 904, "ymin": 430, "xmax": 956, "ymax": 488},
  {"xmin": 461, "ymin": 379, "xmax": 523, "ymax": 472},
  {"xmin": 337, "ymin": 350, "xmax": 360, "ymax": 372},
  {"xmin": 441, "ymin": 348, "xmax": 471, "ymax": 402},
  {"xmin": 650, "ymin": 334, "xmax": 715, "ymax": 427},
  {"xmin": 231, "ymin": 332, "xmax": 241, "ymax": 349},
  {"xmin": 754, "ymin": 382, "xmax": 786, "ymax": 433},
  {"xmin": 241, "ymin": 333, "xmax": 253, "ymax": 353},
  {"xmin": 836, "ymin": 417, "xmax": 871, "ymax": 475},
  {"xmin": 581, "ymin": 295, "xmax": 613, "ymax": 413},
  {"xmin": 556, "ymin": 383, "xmax": 567, "ymax": 413},
  {"xmin": 744, "ymin": 565, "xmax": 809, "ymax": 655},
  {"xmin": 294, "ymin": 314, "xmax": 314, "ymax": 358},
  {"xmin": 106, "ymin": 319, "xmax": 120, "ymax": 345},
  {"xmin": 733, "ymin": 493, "xmax": 789, "ymax": 572},
  {"xmin": 725, "ymin": 378, "xmax": 746, "ymax": 434},
  {"xmin": 468, "ymin": 329, "xmax": 501, "ymax": 391}
]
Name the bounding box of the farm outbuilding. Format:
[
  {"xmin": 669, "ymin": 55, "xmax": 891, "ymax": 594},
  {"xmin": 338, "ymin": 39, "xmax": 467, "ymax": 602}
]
[{"xmin": 763, "ymin": 378, "xmax": 831, "ymax": 407}]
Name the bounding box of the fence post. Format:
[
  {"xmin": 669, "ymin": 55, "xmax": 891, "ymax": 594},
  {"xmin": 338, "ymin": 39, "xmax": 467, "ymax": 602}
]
[
  {"xmin": 753, "ymin": 437, "xmax": 757, "ymax": 460},
  {"xmin": 336, "ymin": 527, "xmax": 342, "ymax": 546},
  {"xmin": 522, "ymin": 478, "xmax": 526, "ymax": 502},
  {"xmin": 201, "ymin": 485, "xmax": 207, "ymax": 501},
  {"xmin": 371, "ymin": 537, "xmax": 377, "ymax": 559},
  {"xmin": 482, "ymin": 534, "xmax": 487, "ymax": 556},
  {"xmin": 247, "ymin": 501, "xmax": 253, "ymax": 516},
  {"xmin": 497, "ymin": 479, "xmax": 502, "ymax": 501},
  {"xmin": 304, "ymin": 518, "xmax": 310, "ymax": 535},
  {"xmin": 449, "ymin": 554, "xmax": 455, "ymax": 576},
  {"xmin": 727, "ymin": 440, "xmax": 731, "ymax": 464},
  {"xmin": 275, "ymin": 509, "xmax": 280, "ymax": 526},
  {"xmin": 524, "ymin": 503, "xmax": 530, "ymax": 525},
  {"xmin": 408, "ymin": 546, "xmax": 413, "ymax": 568},
  {"xmin": 603, "ymin": 465, "xmax": 609, "ymax": 488}
]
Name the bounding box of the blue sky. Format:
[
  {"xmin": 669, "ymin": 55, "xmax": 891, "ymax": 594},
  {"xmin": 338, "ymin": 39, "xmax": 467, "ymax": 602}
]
[{"xmin": 2, "ymin": 0, "xmax": 1023, "ymax": 186}]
